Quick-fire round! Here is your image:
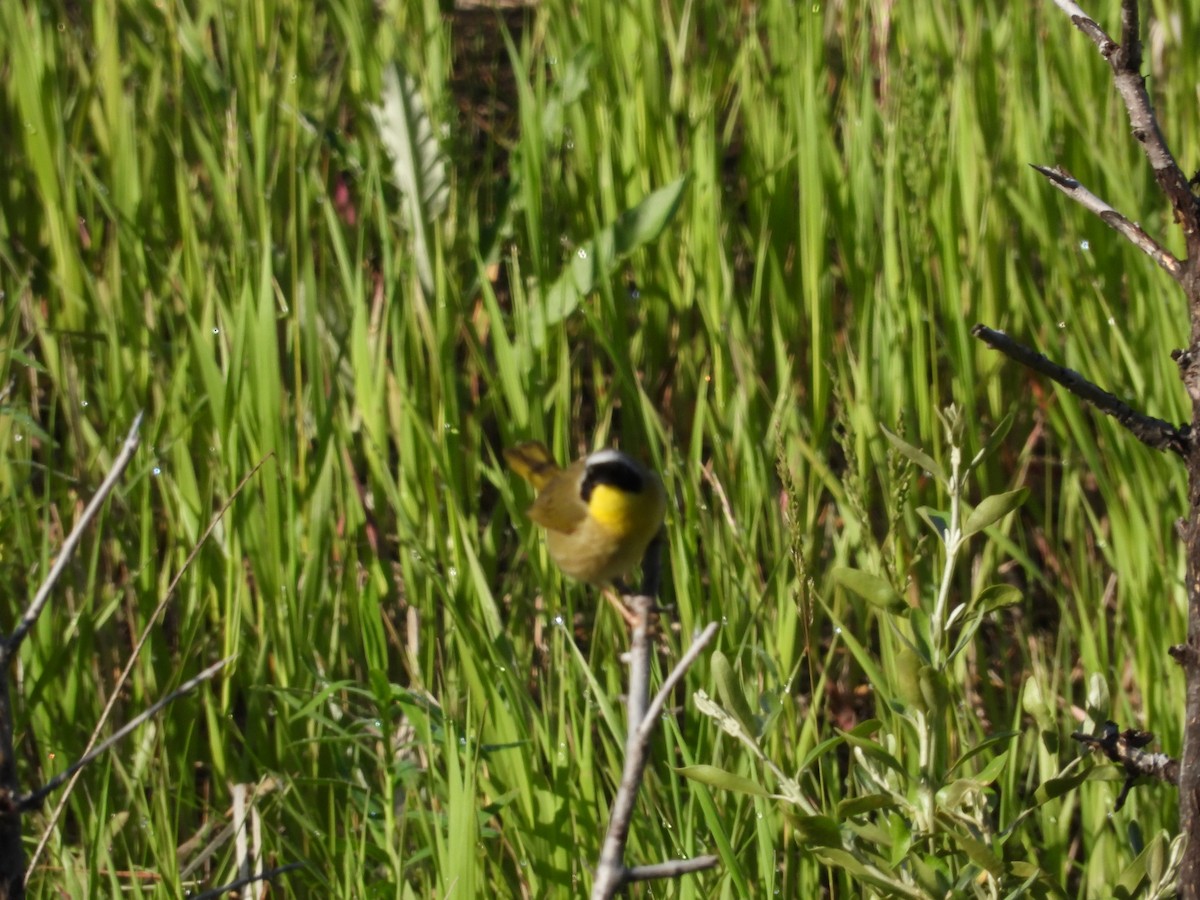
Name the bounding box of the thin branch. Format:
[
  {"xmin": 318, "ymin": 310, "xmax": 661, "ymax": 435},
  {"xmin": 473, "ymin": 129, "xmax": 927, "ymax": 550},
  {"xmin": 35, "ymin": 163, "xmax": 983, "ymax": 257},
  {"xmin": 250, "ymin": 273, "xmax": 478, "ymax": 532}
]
[
  {"xmin": 1050, "ymin": 0, "xmax": 1200, "ymax": 255},
  {"xmin": 624, "ymin": 856, "xmax": 722, "ymax": 883},
  {"xmin": 972, "ymin": 324, "xmax": 1189, "ymax": 456},
  {"xmin": 17, "ymin": 656, "xmax": 233, "ymax": 812},
  {"xmin": 26, "ymin": 455, "xmax": 272, "ymax": 884},
  {"xmin": 1073, "ymin": 720, "xmax": 1178, "ymax": 810},
  {"xmin": 636, "ymin": 622, "xmax": 721, "ymax": 742},
  {"xmin": 187, "ymin": 861, "xmax": 305, "ymax": 900},
  {"xmin": 1030, "ymin": 164, "xmax": 1182, "ymax": 280},
  {"xmin": 591, "ymin": 535, "xmax": 721, "ymax": 898},
  {"xmin": 4, "ymin": 412, "xmax": 144, "ymax": 661}
]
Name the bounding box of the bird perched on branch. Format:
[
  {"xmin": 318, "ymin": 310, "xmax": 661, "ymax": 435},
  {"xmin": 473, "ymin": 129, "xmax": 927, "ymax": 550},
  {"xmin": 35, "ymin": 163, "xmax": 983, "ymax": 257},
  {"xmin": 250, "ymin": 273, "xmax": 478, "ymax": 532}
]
[{"xmin": 504, "ymin": 441, "xmax": 666, "ymax": 587}]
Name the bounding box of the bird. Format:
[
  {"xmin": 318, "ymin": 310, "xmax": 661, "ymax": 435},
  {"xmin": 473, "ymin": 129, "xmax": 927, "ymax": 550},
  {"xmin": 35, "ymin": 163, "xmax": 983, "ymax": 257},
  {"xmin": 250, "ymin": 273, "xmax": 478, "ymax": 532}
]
[{"xmin": 504, "ymin": 440, "xmax": 666, "ymax": 587}]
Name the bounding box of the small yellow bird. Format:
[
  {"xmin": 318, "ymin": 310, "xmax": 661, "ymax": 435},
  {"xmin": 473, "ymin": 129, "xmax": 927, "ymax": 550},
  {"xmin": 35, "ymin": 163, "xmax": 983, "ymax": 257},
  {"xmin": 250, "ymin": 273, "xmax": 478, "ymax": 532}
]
[{"xmin": 504, "ymin": 441, "xmax": 666, "ymax": 586}]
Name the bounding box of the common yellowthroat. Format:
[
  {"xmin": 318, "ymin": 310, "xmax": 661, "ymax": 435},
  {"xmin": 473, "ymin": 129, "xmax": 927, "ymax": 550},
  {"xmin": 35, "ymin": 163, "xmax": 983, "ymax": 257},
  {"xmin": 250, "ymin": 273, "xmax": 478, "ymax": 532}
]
[{"xmin": 504, "ymin": 441, "xmax": 666, "ymax": 585}]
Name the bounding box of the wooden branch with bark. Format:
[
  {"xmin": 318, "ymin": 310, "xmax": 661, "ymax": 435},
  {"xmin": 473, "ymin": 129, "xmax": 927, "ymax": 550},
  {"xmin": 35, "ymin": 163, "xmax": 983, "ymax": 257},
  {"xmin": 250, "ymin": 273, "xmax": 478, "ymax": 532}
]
[
  {"xmin": 589, "ymin": 539, "xmax": 720, "ymax": 899},
  {"xmin": 974, "ymin": 1, "xmax": 1200, "ymax": 894}
]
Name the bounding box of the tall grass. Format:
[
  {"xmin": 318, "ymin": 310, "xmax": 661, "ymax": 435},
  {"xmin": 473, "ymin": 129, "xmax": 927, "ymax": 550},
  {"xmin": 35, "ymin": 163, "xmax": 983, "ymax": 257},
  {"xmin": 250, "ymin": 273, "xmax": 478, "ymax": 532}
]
[{"xmin": 0, "ymin": 0, "xmax": 1190, "ymax": 895}]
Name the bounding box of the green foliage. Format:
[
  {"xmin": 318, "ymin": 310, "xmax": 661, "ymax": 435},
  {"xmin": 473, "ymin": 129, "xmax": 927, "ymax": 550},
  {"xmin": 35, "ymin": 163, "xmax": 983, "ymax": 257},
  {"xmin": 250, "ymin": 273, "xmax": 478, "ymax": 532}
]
[{"xmin": 0, "ymin": 0, "xmax": 1189, "ymax": 896}]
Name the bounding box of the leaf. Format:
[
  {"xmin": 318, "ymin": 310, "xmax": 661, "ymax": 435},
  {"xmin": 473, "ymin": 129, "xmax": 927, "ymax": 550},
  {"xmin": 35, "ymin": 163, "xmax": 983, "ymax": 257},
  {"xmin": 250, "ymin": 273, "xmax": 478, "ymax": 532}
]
[
  {"xmin": 962, "ymin": 488, "xmax": 1029, "ymax": 537},
  {"xmin": 675, "ymin": 764, "xmax": 771, "ymax": 797},
  {"xmin": 974, "ymin": 583, "xmax": 1023, "ymax": 615},
  {"xmin": 535, "ymin": 175, "xmax": 690, "ymax": 335},
  {"xmin": 947, "ymin": 831, "xmax": 1003, "ymax": 877},
  {"xmin": 372, "ymin": 64, "xmax": 449, "ymax": 298},
  {"xmin": 916, "ymin": 506, "xmax": 949, "ymax": 541},
  {"xmin": 881, "ymin": 426, "xmax": 945, "ymax": 480},
  {"xmin": 789, "ymin": 815, "xmax": 844, "ymax": 848},
  {"xmin": 710, "ymin": 651, "xmax": 759, "ymax": 737},
  {"xmin": 836, "ymin": 793, "xmax": 897, "ymax": 818},
  {"xmin": 1032, "ymin": 765, "xmax": 1108, "ymax": 806},
  {"xmin": 831, "ymin": 567, "xmax": 905, "ymax": 613},
  {"xmin": 540, "ymin": 45, "xmax": 596, "ymax": 138},
  {"xmin": 949, "ymin": 733, "xmax": 1018, "ymax": 775},
  {"xmin": 968, "ymin": 410, "xmax": 1015, "ymax": 471}
]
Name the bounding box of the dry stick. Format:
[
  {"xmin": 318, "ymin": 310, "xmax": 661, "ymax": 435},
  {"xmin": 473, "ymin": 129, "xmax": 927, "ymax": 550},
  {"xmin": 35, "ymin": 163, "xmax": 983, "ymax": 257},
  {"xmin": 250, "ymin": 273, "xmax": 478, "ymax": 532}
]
[
  {"xmin": 1051, "ymin": 0, "xmax": 1200, "ymax": 259},
  {"xmin": 0, "ymin": 413, "xmax": 144, "ymax": 899},
  {"xmin": 1073, "ymin": 721, "xmax": 1179, "ymax": 811},
  {"xmin": 971, "ymin": 324, "xmax": 1189, "ymax": 457},
  {"xmin": 1029, "ymin": 165, "xmax": 1181, "ymax": 279},
  {"xmin": 3, "ymin": 412, "xmax": 144, "ymax": 662},
  {"xmin": 590, "ymin": 539, "xmax": 720, "ymax": 900},
  {"xmin": 1027, "ymin": 2, "xmax": 1200, "ymax": 894},
  {"xmin": 187, "ymin": 862, "xmax": 305, "ymax": 900},
  {"xmin": 25, "ymin": 454, "xmax": 275, "ymax": 883},
  {"xmin": 18, "ymin": 657, "xmax": 233, "ymax": 812}
]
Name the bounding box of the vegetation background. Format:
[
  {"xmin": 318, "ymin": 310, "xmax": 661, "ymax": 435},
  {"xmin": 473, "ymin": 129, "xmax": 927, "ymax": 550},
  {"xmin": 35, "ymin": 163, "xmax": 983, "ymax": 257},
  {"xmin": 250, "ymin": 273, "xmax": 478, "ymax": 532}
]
[{"xmin": 0, "ymin": 0, "xmax": 1192, "ymax": 896}]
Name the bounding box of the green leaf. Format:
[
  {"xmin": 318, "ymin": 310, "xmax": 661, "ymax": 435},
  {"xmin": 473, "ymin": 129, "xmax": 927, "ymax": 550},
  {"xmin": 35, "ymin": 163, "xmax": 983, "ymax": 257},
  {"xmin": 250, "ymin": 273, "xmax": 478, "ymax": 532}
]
[
  {"xmin": 1032, "ymin": 765, "xmax": 1106, "ymax": 806},
  {"xmin": 675, "ymin": 764, "xmax": 771, "ymax": 797},
  {"xmin": 540, "ymin": 45, "xmax": 596, "ymax": 138},
  {"xmin": 969, "ymin": 410, "xmax": 1015, "ymax": 471},
  {"xmin": 974, "ymin": 584, "xmax": 1023, "ymax": 614},
  {"xmin": 711, "ymin": 650, "xmax": 759, "ymax": 737},
  {"xmin": 831, "ymin": 567, "xmax": 905, "ymax": 613},
  {"xmin": 836, "ymin": 793, "xmax": 897, "ymax": 818},
  {"xmin": 947, "ymin": 831, "xmax": 1003, "ymax": 876},
  {"xmin": 962, "ymin": 488, "xmax": 1029, "ymax": 537},
  {"xmin": 372, "ymin": 64, "xmax": 449, "ymax": 299},
  {"xmin": 536, "ymin": 174, "xmax": 691, "ymax": 335},
  {"xmin": 881, "ymin": 426, "xmax": 945, "ymax": 480},
  {"xmin": 840, "ymin": 726, "xmax": 905, "ymax": 776},
  {"xmin": 917, "ymin": 506, "xmax": 949, "ymax": 541},
  {"xmin": 791, "ymin": 815, "xmax": 845, "ymax": 848},
  {"xmin": 950, "ymin": 734, "xmax": 1018, "ymax": 775}
]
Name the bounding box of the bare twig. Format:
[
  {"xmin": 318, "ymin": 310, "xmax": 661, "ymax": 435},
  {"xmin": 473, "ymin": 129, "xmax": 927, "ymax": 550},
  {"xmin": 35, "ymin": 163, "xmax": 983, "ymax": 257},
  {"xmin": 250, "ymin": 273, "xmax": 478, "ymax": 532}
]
[
  {"xmin": 625, "ymin": 856, "xmax": 722, "ymax": 882},
  {"xmin": 1074, "ymin": 721, "xmax": 1179, "ymax": 810},
  {"xmin": 187, "ymin": 861, "xmax": 304, "ymax": 900},
  {"xmin": 636, "ymin": 622, "xmax": 721, "ymax": 743},
  {"xmin": 1029, "ymin": 164, "xmax": 1182, "ymax": 279},
  {"xmin": 0, "ymin": 414, "xmax": 145, "ymax": 898},
  {"xmin": 1051, "ymin": 0, "xmax": 1200, "ymax": 257},
  {"xmin": 1028, "ymin": 3, "xmax": 1200, "ymax": 894},
  {"xmin": 26, "ymin": 455, "xmax": 273, "ymax": 883},
  {"xmin": 4, "ymin": 412, "xmax": 144, "ymax": 662},
  {"xmin": 591, "ymin": 537, "xmax": 721, "ymax": 899},
  {"xmin": 18, "ymin": 656, "xmax": 233, "ymax": 812},
  {"xmin": 972, "ymin": 324, "xmax": 1189, "ymax": 456}
]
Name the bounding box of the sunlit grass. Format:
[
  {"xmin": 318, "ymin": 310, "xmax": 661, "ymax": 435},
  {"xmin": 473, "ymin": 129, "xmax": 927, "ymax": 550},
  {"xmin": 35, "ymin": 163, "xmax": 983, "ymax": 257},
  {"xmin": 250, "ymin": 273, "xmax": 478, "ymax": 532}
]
[{"xmin": 0, "ymin": 0, "xmax": 1190, "ymax": 895}]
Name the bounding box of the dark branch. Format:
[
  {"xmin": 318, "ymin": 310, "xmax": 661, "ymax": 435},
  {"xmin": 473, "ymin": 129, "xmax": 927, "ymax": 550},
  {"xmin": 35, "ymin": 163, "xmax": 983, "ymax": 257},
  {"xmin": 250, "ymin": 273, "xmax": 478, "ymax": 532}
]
[
  {"xmin": 972, "ymin": 324, "xmax": 1189, "ymax": 456},
  {"xmin": 1029, "ymin": 165, "xmax": 1182, "ymax": 280},
  {"xmin": 17, "ymin": 658, "xmax": 232, "ymax": 813},
  {"xmin": 188, "ymin": 862, "xmax": 305, "ymax": 900},
  {"xmin": 1051, "ymin": 0, "xmax": 1200, "ymax": 256},
  {"xmin": 1073, "ymin": 721, "xmax": 1178, "ymax": 810}
]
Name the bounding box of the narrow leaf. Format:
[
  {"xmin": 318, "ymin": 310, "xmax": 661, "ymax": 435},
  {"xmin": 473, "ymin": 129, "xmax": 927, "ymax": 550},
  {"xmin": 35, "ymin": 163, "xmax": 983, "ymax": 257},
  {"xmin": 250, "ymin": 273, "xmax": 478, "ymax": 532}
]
[
  {"xmin": 372, "ymin": 64, "xmax": 449, "ymax": 298},
  {"xmin": 962, "ymin": 488, "xmax": 1029, "ymax": 537},
  {"xmin": 675, "ymin": 764, "xmax": 771, "ymax": 797},
  {"xmin": 538, "ymin": 175, "xmax": 690, "ymax": 332},
  {"xmin": 832, "ymin": 567, "xmax": 905, "ymax": 613},
  {"xmin": 881, "ymin": 426, "xmax": 945, "ymax": 480}
]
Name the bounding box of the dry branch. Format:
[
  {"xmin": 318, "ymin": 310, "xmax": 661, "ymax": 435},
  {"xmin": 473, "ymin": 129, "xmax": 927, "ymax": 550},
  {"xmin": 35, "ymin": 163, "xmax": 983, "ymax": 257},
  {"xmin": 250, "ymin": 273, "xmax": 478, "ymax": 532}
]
[
  {"xmin": 978, "ymin": 2, "xmax": 1200, "ymax": 894},
  {"xmin": 972, "ymin": 324, "xmax": 1189, "ymax": 456},
  {"xmin": 590, "ymin": 539, "xmax": 720, "ymax": 899}
]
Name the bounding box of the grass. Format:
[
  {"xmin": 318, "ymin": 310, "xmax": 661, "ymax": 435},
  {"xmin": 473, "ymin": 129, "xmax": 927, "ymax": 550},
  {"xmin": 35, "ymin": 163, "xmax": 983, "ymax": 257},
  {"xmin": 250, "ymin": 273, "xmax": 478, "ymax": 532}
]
[{"xmin": 0, "ymin": 0, "xmax": 1192, "ymax": 896}]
